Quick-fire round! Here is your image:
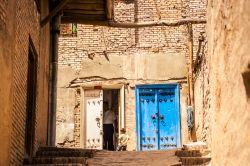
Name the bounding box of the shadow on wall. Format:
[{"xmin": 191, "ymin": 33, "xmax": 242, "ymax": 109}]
[{"xmin": 242, "ymin": 63, "xmax": 250, "ymax": 99}]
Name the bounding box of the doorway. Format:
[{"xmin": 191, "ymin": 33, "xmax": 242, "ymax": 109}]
[
  {"xmin": 136, "ymin": 84, "xmax": 181, "ymax": 151},
  {"xmin": 24, "ymin": 42, "xmax": 37, "ymax": 158},
  {"xmin": 82, "ymin": 87, "xmax": 122, "ymax": 150},
  {"xmin": 103, "ymin": 89, "xmax": 119, "ymax": 150}
]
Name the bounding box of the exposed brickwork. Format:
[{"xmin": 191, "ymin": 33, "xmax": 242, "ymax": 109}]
[
  {"xmin": 11, "ymin": 0, "xmax": 40, "ymax": 163},
  {"xmin": 74, "ymin": 88, "xmax": 82, "ymax": 147},
  {"xmin": 60, "ymin": 23, "xmax": 77, "ymax": 37},
  {"xmin": 58, "ymin": 24, "xmax": 188, "ymax": 70},
  {"xmin": 0, "ymin": 0, "xmax": 8, "ymax": 26}
]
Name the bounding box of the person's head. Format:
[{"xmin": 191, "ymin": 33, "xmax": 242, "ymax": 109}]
[
  {"xmin": 120, "ymin": 128, "xmax": 126, "ymax": 134},
  {"xmin": 103, "ymin": 101, "xmax": 109, "ymax": 111}
]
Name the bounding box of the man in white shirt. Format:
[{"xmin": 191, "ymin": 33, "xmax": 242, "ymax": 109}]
[{"xmin": 103, "ymin": 102, "xmax": 116, "ymax": 150}]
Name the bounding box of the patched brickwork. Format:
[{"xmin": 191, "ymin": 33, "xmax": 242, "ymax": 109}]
[{"xmin": 74, "ymin": 88, "xmax": 82, "ymax": 147}]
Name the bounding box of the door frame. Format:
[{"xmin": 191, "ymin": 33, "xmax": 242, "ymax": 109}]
[
  {"xmin": 80, "ymin": 84, "xmax": 125, "ymax": 148},
  {"xmin": 135, "ymin": 84, "xmax": 181, "ymax": 151}
]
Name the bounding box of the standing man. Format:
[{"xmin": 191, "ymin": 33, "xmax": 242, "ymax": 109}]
[{"xmin": 103, "ymin": 102, "xmax": 117, "ymax": 150}]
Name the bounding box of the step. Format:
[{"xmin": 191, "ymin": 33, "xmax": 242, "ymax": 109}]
[
  {"xmin": 180, "ymin": 157, "xmax": 211, "ymax": 165},
  {"xmin": 31, "ymin": 157, "xmax": 86, "ymax": 164},
  {"xmin": 86, "ymin": 150, "xmax": 181, "ymax": 166},
  {"xmin": 24, "ymin": 164, "xmax": 85, "ymax": 166},
  {"xmin": 175, "ymin": 150, "xmax": 202, "ymax": 157},
  {"xmin": 182, "ymin": 142, "xmax": 207, "ymax": 151},
  {"xmin": 36, "ymin": 147, "xmax": 97, "ymax": 158}
]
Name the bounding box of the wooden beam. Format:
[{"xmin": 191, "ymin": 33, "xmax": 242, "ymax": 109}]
[
  {"xmin": 61, "ymin": 18, "xmax": 206, "ymax": 27},
  {"xmin": 108, "ymin": 18, "xmax": 206, "ymax": 28},
  {"xmin": 106, "ymin": 0, "xmax": 113, "ymax": 20},
  {"xmin": 187, "ymin": 23, "xmax": 197, "ymax": 141},
  {"xmin": 41, "ymin": 0, "xmax": 72, "ymax": 27}
]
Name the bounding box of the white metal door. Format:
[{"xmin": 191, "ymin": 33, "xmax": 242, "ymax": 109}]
[{"xmin": 84, "ymin": 89, "xmax": 103, "ymax": 149}]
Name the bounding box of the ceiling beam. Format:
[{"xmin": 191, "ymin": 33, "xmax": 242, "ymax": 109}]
[{"xmin": 41, "ymin": 0, "xmax": 72, "ymax": 27}]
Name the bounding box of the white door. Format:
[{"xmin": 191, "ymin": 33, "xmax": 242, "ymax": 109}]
[{"xmin": 84, "ymin": 89, "xmax": 103, "ymax": 149}]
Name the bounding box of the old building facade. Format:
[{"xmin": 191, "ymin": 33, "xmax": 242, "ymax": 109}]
[
  {"xmin": 0, "ymin": 0, "xmax": 50, "ymax": 165},
  {"xmin": 56, "ymin": 0, "xmax": 208, "ymax": 151}
]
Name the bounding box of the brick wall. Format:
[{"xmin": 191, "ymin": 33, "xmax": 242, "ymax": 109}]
[
  {"xmin": 57, "ymin": 0, "xmax": 207, "ymax": 149},
  {"xmin": 11, "ymin": 0, "xmax": 40, "ymax": 163},
  {"xmin": 0, "ymin": 0, "xmax": 50, "ymax": 165},
  {"xmin": 0, "ymin": 0, "xmax": 8, "ymax": 26}
]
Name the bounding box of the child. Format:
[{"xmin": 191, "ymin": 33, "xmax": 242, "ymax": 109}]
[{"xmin": 117, "ymin": 128, "xmax": 129, "ymax": 151}]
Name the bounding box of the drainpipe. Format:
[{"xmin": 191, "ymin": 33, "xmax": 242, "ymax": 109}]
[
  {"xmin": 187, "ymin": 23, "xmax": 197, "ymax": 141},
  {"xmin": 48, "ymin": 14, "xmax": 60, "ymax": 146}
]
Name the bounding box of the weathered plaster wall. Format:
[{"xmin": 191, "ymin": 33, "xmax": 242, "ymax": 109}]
[
  {"xmin": 207, "ymin": 0, "xmax": 250, "ymax": 165},
  {"xmin": 193, "ymin": 34, "xmax": 212, "ymax": 147},
  {"xmin": 56, "ymin": 88, "xmax": 76, "ymax": 147},
  {"xmin": 56, "ymin": 0, "xmax": 207, "ymax": 149},
  {"xmin": 0, "ymin": 0, "xmax": 50, "ymax": 165}
]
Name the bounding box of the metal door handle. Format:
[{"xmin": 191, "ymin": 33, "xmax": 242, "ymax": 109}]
[
  {"xmin": 96, "ymin": 117, "xmax": 100, "ymax": 128},
  {"xmin": 160, "ymin": 115, "xmax": 166, "ymax": 126},
  {"xmin": 151, "ymin": 115, "xmax": 156, "ymax": 120}
]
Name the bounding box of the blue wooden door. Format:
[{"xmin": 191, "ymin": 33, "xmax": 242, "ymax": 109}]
[{"xmin": 136, "ymin": 85, "xmax": 181, "ymax": 151}]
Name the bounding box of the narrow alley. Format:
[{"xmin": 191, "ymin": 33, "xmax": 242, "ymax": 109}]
[{"xmin": 0, "ymin": 0, "xmax": 250, "ymax": 166}]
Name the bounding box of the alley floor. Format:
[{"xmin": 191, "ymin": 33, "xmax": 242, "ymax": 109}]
[
  {"xmin": 86, "ymin": 150, "xmax": 180, "ymax": 166},
  {"xmin": 24, "ymin": 146, "xmax": 211, "ymax": 166}
]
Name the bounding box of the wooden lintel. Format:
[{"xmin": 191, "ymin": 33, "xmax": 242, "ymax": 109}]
[
  {"xmin": 41, "ymin": 0, "xmax": 72, "ymax": 27},
  {"xmin": 108, "ymin": 18, "xmax": 206, "ymax": 28}
]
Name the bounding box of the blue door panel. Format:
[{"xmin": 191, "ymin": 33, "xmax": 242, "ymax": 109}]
[
  {"xmin": 136, "ymin": 84, "xmax": 181, "ymax": 151},
  {"xmin": 158, "ymin": 88, "xmax": 177, "ymax": 150},
  {"xmin": 139, "ymin": 88, "xmax": 158, "ymax": 151}
]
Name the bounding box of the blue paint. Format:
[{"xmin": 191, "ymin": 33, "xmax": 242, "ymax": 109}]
[{"xmin": 135, "ymin": 84, "xmax": 181, "ymax": 151}]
